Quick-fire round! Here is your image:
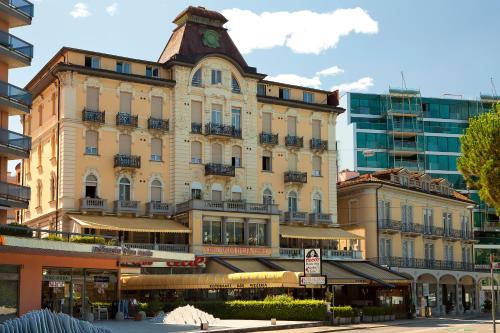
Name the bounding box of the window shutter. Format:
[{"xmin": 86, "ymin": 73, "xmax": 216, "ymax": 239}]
[
  {"xmin": 288, "ymin": 153, "xmax": 297, "ymax": 171},
  {"xmin": 151, "ymin": 181, "xmax": 162, "ymax": 202},
  {"xmin": 287, "ymin": 116, "xmax": 297, "ymax": 135},
  {"xmin": 312, "ymin": 156, "xmax": 321, "ymax": 171},
  {"xmin": 191, "ymin": 141, "xmax": 201, "ymax": 159},
  {"xmin": 86, "ymin": 130, "xmax": 98, "ymax": 148},
  {"xmin": 212, "ymin": 144, "xmax": 222, "ymax": 163},
  {"xmin": 120, "ymin": 92, "xmax": 132, "ymax": 114},
  {"xmin": 263, "ymin": 150, "xmax": 272, "ymax": 158},
  {"xmin": 312, "ymin": 119, "xmax": 321, "ymax": 139},
  {"xmin": 212, "ymin": 190, "xmax": 222, "ymax": 201},
  {"xmin": 191, "ymin": 101, "xmax": 202, "ymax": 123},
  {"xmin": 151, "ymin": 138, "xmax": 162, "ymax": 157},
  {"xmin": 262, "ymin": 113, "xmax": 272, "ymax": 132},
  {"xmin": 151, "ymin": 96, "xmax": 163, "ymax": 119},
  {"xmin": 232, "ymin": 146, "xmax": 241, "ymax": 159},
  {"xmin": 86, "ymin": 87, "xmax": 99, "ymax": 111},
  {"xmin": 385, "ymin": 202, "xmax": 391, "ymax": 219},
  {"xmin": 119, "ymin": 134, "xmax": 131, "ymax": 154},
  {"xmin": 377, "ymin": 200, "xmax": 384, "ymax": 220}
]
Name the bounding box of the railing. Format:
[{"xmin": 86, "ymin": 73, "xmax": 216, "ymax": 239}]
[
  {"xmin": 259, "ymin": 132, "xmax": 278, "ymax": 145},
  {"xmin": 280, "ymin": 248, "xmax": 362, "ymax": 260},
  {"xmin": 175, "ymin": 199, "xmax": 279, "ymax": 215},
  {"xmin": 310, "ymin": 138, "xmax": 328, "ymax": 151},
  {"xmin": 0, "ymin": 181, "xmax": 30, "ymax": 202},
  {"xmin": 116, "ymin": 112, "xmax": 138, "ymax": 127},
  {"xmin": 390, "ymin": 122, "xmax": 423, "ymax": 132},
  {"xmin": 5, "ymin": 0, "xmax": 34, "ymax": 17},
  {"xmin": 372, "ymin": 256, "xmax": 476, "ymax": 272},
  {"xmin": 113, "ymin": 200, "xmax": 140, "ymax": 214},
  {"xmin": 123, "ymin": 243, "xmax": 189, "ymax": 253},
  {"xmin": 80, "ymin": 197, "xmax": 106, "ymax": 211},
  {"xmin": 0, "ymin": 80, "xmax": 32, "ymax": 106},
  {"xmin": 309, "ymin": 212, "xmax": 332, "ymax": 224},
  {"xmin": 146, "ymin": 201, "xmax": 172, "ymax": 216},
  {"xmin": 204, "ymin": 122, "xmax": 241, "ymax": 138},
  {"xmin": 443, "ymin": 228, "xmax": 462, "ymax": 239},
  {"xmin": 422, "ymin": 225, "xmax": 444, "ymax": 237},
  {"xmin": 148, "ymin": 117, "xmax": 169, "ymax": 131},
  {"xmin": 284, "ymin": 171, "xmax": 307, "ymax": 184},
  {"xmin": 82, "ymin": 108, "xmax": 105, "ymax": 123},
  {"xmin": 114, "ymin": 154, "xmax": 141, "ymax": 168},
  {"xmin": 205, "ymin": 163, "xmax": 235, "ymax": 177},
  {"xmin": 461, "ymin": 230, "xmax": 474, "ymax": 240},
  {"xmin": 191, "ymin": 122, "xmax": 202, "ymax": 134},
  {"xmin": 377, "ymin": 219, "xmax": 402, "ymax": 231},
  {"xmin": 0, "ymin": 128, "xmax": 31, "ymax": 154},
  {"xmin": 401, "ymin": 223, "xmax": 423, "ymax": 234},
  {"xmin": 283, "ymin": 211, "xmax": 307, "ymax": 223},
  {"xmin": 386, "ymin": 103, "xmax": 422, "ymax": 115},
  {"xmin": 0, "ymin": 30, "xmax": 33, "ymax": 59},
  {"xmin": 285, "ymin": 135, "xmax": 303, "ymax": 148}
]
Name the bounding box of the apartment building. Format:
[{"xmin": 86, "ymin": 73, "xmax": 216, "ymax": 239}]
[{"xmin": 338, "ymin": 168, "xmax": 489, "ymax": 315}]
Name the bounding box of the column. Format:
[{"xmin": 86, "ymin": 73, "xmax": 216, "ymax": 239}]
[
  {"xmin": 455, "ymin": 284, "xmax": 460, "ymax": 315},
  {"xmin": 436, "ymin": 284, "xmax": 442, "ymax": 316}
]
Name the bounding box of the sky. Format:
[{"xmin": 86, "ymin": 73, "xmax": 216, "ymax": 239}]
[{"xmin": 8, "ymin": 0, "xmax": 500, "ymax": 172}]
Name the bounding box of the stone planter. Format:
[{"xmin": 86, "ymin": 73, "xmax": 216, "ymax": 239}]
[
  {"xmin": 115, "ymin": 311, "xmax": 124, "ymax": 321},
  {"xmin": 332, "ymin": 317, "xmax": 339, "ymax": 325},
  {"xmin": 137, "ymin": 311, "xmax": 146, "ymax": 321},
  {"xmin": 339, "ymin": 317, "xmax": 349, "ymax": 324},
  {"xmin": 352, "ymin": 316, "xmax": 360, "ymax": 324},
  {"xmin": 363, "ymin": 315, "xmax": 372, "ymax": 322}
]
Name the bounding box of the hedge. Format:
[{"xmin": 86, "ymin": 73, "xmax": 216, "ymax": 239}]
[
  {"xmin": 0, "ymin": 224, "xmax": 33, "ymax": 237},
  {"xmin": 70, "ymin": 236, "xmax": 106, "ymax": 244},
  {"xmin": 333, "ymin": 306, "xmax": 357, "ymax": 318},
  {"xmin": 362, "ymin": 306, "xmax": 394, "ymax": 316}
]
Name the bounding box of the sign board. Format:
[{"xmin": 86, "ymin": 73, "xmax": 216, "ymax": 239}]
[
  {"xmin": 43, "ymin": 275, "xmax": 71, "ymax": 282},
  {"xmin": 304, "ymin": 248, "xmax": 321, "ymax": 275},
  {"xmin": 49, "ymin": 281, "xmax": 65, "ymax": 288},
  {"xmin": 202, "ymin": 246, "xmax": 271, "ymax": 256},
  {"xmin": 300, "ymin": 275, "xmax": 327, "ymax": 286},
  {"xmin": 91, "ymin": 245, "xmax": 153, "ymax": 257}
]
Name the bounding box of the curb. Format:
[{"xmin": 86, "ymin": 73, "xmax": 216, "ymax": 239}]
[{"xmin": 200, "ymin": 321, "xmax": 325, "ymax": 333}]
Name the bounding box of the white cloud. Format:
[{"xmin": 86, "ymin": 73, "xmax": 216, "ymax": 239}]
[
  {"xmin": 221, "ymin": 8, "xmax": 378, "ymax": 54},
  {"xmin": 106, "ymin": 2, "xmax": 118, "ymax": 16},
  {"xmin": 70, "ymin": 3, "xmax": 91, "ymax": 18},
  {"xmin": 316, "ymin": 66, "xmax": 344, "ymax": 77},
  {"xmin": 265, "ymin": 74, "xmax": 322, "ymax": 89},
  {"xmin": 331, "ymin": 77, "xmax": 374, "ymax": 92}
]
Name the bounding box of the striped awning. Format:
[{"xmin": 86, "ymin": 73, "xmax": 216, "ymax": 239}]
[{"xmin": 280, "ymin": 225, "xmax": 362, "ymax": 240}]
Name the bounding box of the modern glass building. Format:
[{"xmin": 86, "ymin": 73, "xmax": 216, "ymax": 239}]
[{"xmin": 346, "ymin": 90, "xmax": 499, "ymax": 265}]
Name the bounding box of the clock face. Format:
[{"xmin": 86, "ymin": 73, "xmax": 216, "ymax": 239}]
[{"xmin": 203, "ymin": 30, "xmax": 220, "ymax": 48}]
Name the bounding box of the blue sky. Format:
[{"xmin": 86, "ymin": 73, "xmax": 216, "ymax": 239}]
[{"xmin": 8, "ymin": 0, "xmax": 500, "ymax": 171}]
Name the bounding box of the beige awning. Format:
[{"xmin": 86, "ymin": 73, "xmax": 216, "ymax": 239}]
[
  {"xmin": 335, "ymin": 261, "xmax": 410, "ymax": 285},
  {"xmin": 68, "ymin": 214, "xmax": 191, "ymax": 233},
  {"xmin": 280, "ymin": 225, "xmax": 362, "ymax": 240}
]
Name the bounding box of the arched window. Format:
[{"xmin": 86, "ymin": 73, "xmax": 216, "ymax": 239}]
[
  {"xmin": 231, "ymin": 75, "xmax": 241, "ymax": 93},
  {"xmin": 231, "ymin": 145, "xmax": 242, "ymax": 167},
  {"xmin": 312, "ymin": 193, "xmax": 322, "ymax": 213},
  {"xmin": 288, "ymin": 191, "xmax": 298, "ymax": 212},
  {"xmin": 191, "ymin": 141, "xmax": 202, "ymax": 164},
  {"xmin": 119, "ymin": 177, "xmax": 131, "ymax": 201},
  {"xmin": 85, "ymin": 174, "xmax": 98, "ymax": 198},
  {"xmin": 263, "ymin": 188, "xmax": 273, "ymax": 205},
  {"xmin": 85, "ymin": 130, "xmax": 98, "ymax": 155},
  {"xmin": 192, "ymin": 68, "xmax": 202, "ymax": 87},
  {"xmin": 150, "ymin": 179, "xmax": 162, "ymax": 202}
]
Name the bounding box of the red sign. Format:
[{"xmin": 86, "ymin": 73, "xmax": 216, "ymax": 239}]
[
  {"xmin": 166, "ymin": 256, "xmax": 206, "ymax": 267},
  {"xmin": 203, "ymin": 246, "xmax": 272, "ymax": 256}
]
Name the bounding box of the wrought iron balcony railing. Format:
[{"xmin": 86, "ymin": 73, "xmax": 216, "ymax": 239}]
[
  {"xmin": 284, "ymin": 171, "xmax": 307, "ymax": 184},
  {"xmin": 82, "ymin": 108, "xmax": 105, "ymax": 123},
  {"xmin": 283, "ymin": 211, "xmax": 307, "ymax": 223},
  {"xmin": 377, "ymin": 219, "xmax": 402, "ymax": 231},
  {"xmin": 191, "ymin": 122, "xmax": 202, "ymax": 134},
  {"xmin": 310, "ymin": 138, "xmax": 328, "ymax": 151},
  {"xmin": 372, "ymin": 256, "xmax": 475, "ymax": 272},
  {"xmin": 148, "ymin": 117, "xmax": 169, "ymax": 131},
  {"xmin": 114, "ymin": 154, "xmax": 141, "ymax": 168},
  {"xmin": 309, "ymin": 212, "xmax": 332, "ymax": 224},
  {"xmin": 116, "ymin": 112, "xmax": 138, "ymax": 127},
  {"xmin": 0, "ymin": 80, "xmax": 32, "ymax": 107},
  {"xmin": 0, "ymin": 30, "xmax": 33, "ymax": 59},
  {"xmin": 401, "ymin": 223, "xmax": 423, "ymax": 234},
  {"xmin": 443, "ymin": 228, "xmax": 463, "ymax": 239},
  {"xmin": 423, "ymin": 225, "xmax": 444, "ymax": 237},
  {"xmin": 175, "ymin": 199, "xmax": 279, "ymax": 215},
  {"xmin": 285, "ymin": 135, "xmax": 303, "ymax": 148},
  {"xmin": 259, "ymin": 132, "xmax": 278, "ymax": 145},
  {"xmin": 0, "ymin": 181, "xmax": 30, "ymax": 203},
  {"xmin": 204, "ymin": 122, "xmax": 241, "ymax": 138},
  {"xmin": 204, "ymin": 163, "xmax": 235, "ymax": 177},
  {"xmin": 0, "ymin": 128, "xmax": 31, "ymax": 155}
]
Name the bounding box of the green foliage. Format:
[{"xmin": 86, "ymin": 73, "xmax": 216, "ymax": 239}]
[
  {"xmin": 458, "ymin": 104, "xmax": 500, "ymax": 214},
  {"xmin": 46, "ymin": 235, "xmax": 64, "ymax": 241},
  {"xmin": 332, "ymin": 305, "xmax": 356, "ymax": 318},
  {"xmin": 263, "ymin": 294, "xmax": 294, "ymax": 303},
  {"xmin": 70, "ymin": 236, "xmax": 106, "ymax": 244},
  {"xmin": 0, "ymin": 224, "xmax": 33, "ymax": 237},
  {"xmin": 362, "ymin": 306, "xmax": 393, "ymax": 316}
]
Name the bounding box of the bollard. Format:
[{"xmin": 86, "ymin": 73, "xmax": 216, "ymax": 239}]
[
  {"xmin": 201, "ymin": 322, "xmax": 209, "ymax": 330},
  {"xmin": 271, "ymin": 318, "xmax": 277, "ymax": 325}
]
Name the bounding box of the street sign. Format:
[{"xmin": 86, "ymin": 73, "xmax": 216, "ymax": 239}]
[
  {"xmin": 300, "ymin": 275, "xmax": 327, "ymax": 286},
  {"xmin": 304, "ymin": 248, "xmax": 321, "ymax": 275}
]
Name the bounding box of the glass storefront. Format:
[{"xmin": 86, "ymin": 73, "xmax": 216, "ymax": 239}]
[{"xmin": 0, "ymin": 265, "xmax": 19, "ymax": 322}]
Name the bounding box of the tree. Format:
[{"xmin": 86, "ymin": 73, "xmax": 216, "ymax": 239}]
[{"xmin": 458, "ymin": 103, "xmax": 500, "ymax": 215}]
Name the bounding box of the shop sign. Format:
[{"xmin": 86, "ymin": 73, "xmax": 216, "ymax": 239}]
[
  {"xmin": 202, "ymin": 246, "xmax": 271, "ymax": 256},
  {"xmin": 48, "ymin": 281, "xmax": 65, "ymax": 288},
  {"xmin": 91, "ymin": 245, "xmax": 153, "ymax": 257},
  {"xmin": 166, "ymin": 256, "xmax": 206, "ymax": 268},
  {"xmin": 208, "ymin": 283, "xmax": 269, "ymax": 289},
  {"xmin": 304, "ymin": 248, "xmax": 321, "ymax": 275},
  {"xmin": 300, "ymin": 275, "xmax": 327, "ymax": 286},
  {"xmin": 43, "ymin": 275, "xmax": 71, "ymax": 282}
]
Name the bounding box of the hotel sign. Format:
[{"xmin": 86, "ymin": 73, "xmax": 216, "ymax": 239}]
[
  {"xmin": 304, "ymin": 248, "xmax": 321, "ymax": 275},
  {"xmin": 300, "ymin": 276, "xmax": 327, "ymax": 286},
  {"xmin": 202, "ymin": 246, "xmax": 271, "ymax": 256},
  {"xmin": 91, "ymin": 245, "xmax": 153, "ymax": 257}
]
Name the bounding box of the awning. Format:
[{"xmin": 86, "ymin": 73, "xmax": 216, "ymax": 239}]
[
  {"xmin": 221, "ymin": 258, "xmax": 274, "ymax": 273},
  {"xmin": 121, "ymin": 271, "xmax": 300, "ymax": 290},
  {"xmin": 280, "ymin": 225, "xmax": 362, "ymax": 240},
  {"xmin": 332, "ymin": 261, "xmax": 411, "ymax": 285},
  {"xmin": 68, "ymin": 214, "xmax": 191, "ymax": 233}
]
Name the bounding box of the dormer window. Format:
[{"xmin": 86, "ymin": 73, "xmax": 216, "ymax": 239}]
[
  {"xmin": 116, "ymin": 61, "xmax": 130, "ymax": 74},
  {"xmin": 422, "ymin": 182, "xmax": 430, "ymax": 192},
  {"xmin": 231, "ymin": 75, "xmax": 241, "ymax": 93},
  {"xmin": 211, "ymin": 69, "xmax": 222, "ymax": 84},
  {"xmin": 400, "ymin": 176, "xmax": 409, "ymax": 187},
  {"xmin": 279, "ymin": 88, "xmax": 290, "ymax": 100},
  {"xmin": 303, "ymin": 92, "xmax": 314, "ymax": 103},
  {"xmin": 146, "ymin": 66, "xmax": 159, "ymax": 78},
  {"xmin": 85, "ymin": 56, "xmax": 100, "ymax": 69},
  {"xmin": 192, "ymin": 68, "xmax": 202, "ymax": 86}
]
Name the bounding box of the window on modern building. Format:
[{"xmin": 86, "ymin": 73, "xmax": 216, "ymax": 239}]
[
  {"xmin": 231, "ymin": 185, "xmax": 242, "ymax": 201},
  {"xmin": 262, "ymin": 112, "xmax": 272, "ymax": 133},
  {"xmin": 248, "ymin": 222, "xmax": 266, "ymax": 246},
  {"xmin": 312, "ymin": 156, "xmax": 321, "ymax": 176},
  {"xmin": 401, "ymin": 204, "xmax": 413, "ymax": 225},
  {"xmin": 262, "ymin": 150, "xmax": 272, "ymax": 171},
  {"xmin": 263, "ymin": 188, "xmax": 273, "ymax": 204},
  {"xmin": 85, "ymin": 130, "xmax": 98, "ymax": 155},
  {"xmin": 279, "ymin": 87, "xmax": 290, "ymax": 100},
  {"xmin": 288, "ymin": 153, "xmax": 297, "ymax": 171},
  {"xmin": 151, "ymin": 96, "xmax": 163, "ymax": 119},
  {"xmin": 150, "ymin": 179, "xmax": 162, "ymax": 202},
  {"xmin": 52, "ymin": 93, "xmax": 56, "ymax": 116},
  {"xmin": 119, "ymin": 134, "xmax": 131, "ymax": 155},
  {"xmin": 231, "ymin": 75, "xmax": 241, "ymax": 93},
  {"xmin": 191, "ymin": 182, "xmax": 203, "ymax": 200},
  {"xmin": 120, "ymin": 92, "xmax": 132, "ymax": 114},
  {"xmin": 231, "ymin": 145, "xmax": 242, "ymax": 167},
  {"xmin": 303, "ymin": 92, "xmax": 314, "ymax": 103},
  {"xmin": 86, "ymin": 87, "xmax": 99, "ymax": 111},
  {"xmin": 191, "ymin": 141, "xmax": 202, "ymax": 164},
  {"xmin": 231, "ymin": 107, "xmax": 241, "ymax": 131},
  {"xmin": 85, "ymin": 174, "xmax": 98, "ymax": 198},
  {"xmin": 257, "ymin": 84, "xmax": 266, "ymax": 96},
  {"xmin": 116, "ymin": 61, "xmax": 130, "ymax": 74},
  {"xmin": 313, "ymin": 193, "xmax": 322, "ymax": 214},
  {"xmin": 211, "ymin": 143, "xmax": 222, "ymax": 164},
  {"xmin": 191, "ymin": 100, "xmax": 202, "ymax": 130},
  {"xmin": 287, "ymin": 116, "xmax": 297, "ymax": 136},
  {"xmin": 84, "ymin": 56, "xmax": 100, "ymax": 69},
  {"xmin": 146, "ymin": 66, "xmax": 159, "ymax": 78},
  {"xmin": 226, "ymin": 220, "xmax": 244, "ymax": 245},
  {"xmin": 211, "ymin": 69, "xmax": 222, "ymax": 84},
  {"xmin": 38, "ymin": 105, "xmax": 43, "ymax": 126},
  {"xmin": 118, "ymin": 177, "xmax": 131, "ymax": 201},
  {"xmin": 312, "ymin": 119, "xmax": 321, "ymax": 139},
  {"xmin": 49, "ymin": 173, "xmax": 56, "ymax": 202},
  {"xmin": 211, "ymin": 104, "xmax": 222, "ymax": 124},
  {"xmin": 192, "ymin": 68, "xmax": 202, "ymax": 86},
  {"xmin": 151, "ymin": 138, "xmax": 162, "ymax": 161},
  {"xmin": 288, "ymin": 191, "xmax": 298, "ymax": 212},
  {"xmin": 203, "ymin": 219, "xmax": 222, "ymax": 244}
]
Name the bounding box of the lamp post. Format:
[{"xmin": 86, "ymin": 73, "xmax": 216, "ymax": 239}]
[{"xmin": 491, "ymin": 254, "xmax": 497, "ymax": 333}]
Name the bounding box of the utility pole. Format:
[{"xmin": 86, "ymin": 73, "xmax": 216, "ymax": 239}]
[{"xmin": 491, "ymin": 254, "xmax": 497, "ymax": 333}]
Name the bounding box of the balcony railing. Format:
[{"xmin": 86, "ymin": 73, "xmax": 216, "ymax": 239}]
[
  {"xmin": 191, "ymin": 122, "xmax": 202, "ymax": 134},
  {"xmin": 393, "ymin": 160, "xmax": 420, "ymax": 170},
  {"xmin": 124, "ymin": 243, "xmax": 189, "ymax": 253},
  {"xmin": 0, "ymin": 181, "xmax": 30, "ymax": 203},
  {"xmin": 80, "ymin": 197, "xmax": 106, "ymax": 212},
  {"xmin": 309, "ymin": 212, "xmax": 332, "ymax": 225},
  {"xmin": 259, "ymin": 132, "xmax": 278, "ymax": 145},
  {"xmin": 175, "ymin": 199, "xmax": 280, "ymax": 215},
  {"xmin": 5, "ymin": 0, "xmax": 34, "ymax": 17},
  {"xmin": 310, "ymin": 138, "xmax": 328, "ymax": 151},
  {"xmin": 283, "ymin": 211, "xmax": 307, "ymax": 223},
  {"xmin": 114, "ymin": 154, "xmax": 141, "ymax": 168},
  {"xmin": 205, "ymin": 163, "xmax": 235, "ymax": 177},
  {"xmin": 280, "ymin": 248, "xmax": 362, "ymax": 260},
  {"xmin": 284, "ymin": 171, "xmax": 307, "ymax": 184},
  {"xmin": 423, "ymin": 225, "xmax": 444, "ymax": 237},
  {"xmin": 114, "ymin": 200, "xmax": 140, "ymax": 214},
  {"xmin": 82, "ymin": 108, "xmax": 105, "ymax": 123},
  {"xmin": 146, "ymin": 201, "xmax": 172, "ymax": 216},
  {"xmin": 0, "ymin": 80, "xmax": 32, "ymax": 107},
  {"xmin": 443, "ymin": 228, "xmax": 462, "ymax": 239},
  {"xmin": 0, "ymin": 128, "xmax": 31, "ymax": 155},
  {"xmin": 390, "ymin": 122, "xmax": 423, "ymax": 132},
  {"xmin": 0, "ymin": 30, "xmax": 33, "ymax": 59},
  {"xmin": 285, "ymin": 135, "xmax": 303, "ymax": 148},
  {"xmin": 204, "ymin": 122, "xmax": 241, "ymax": 138},
  {"xmin": 372, "ymin": 257, "xmax": 475, "ymax": 272},
  {"xmin": 148, "ymin": 117, "xmax": 169, "ymax": 131},
  {"xmin": 401, "ymin": 223, "xmax": 423, "ymax": 234},
  {"xmin": 377, "ymin": 219, "xmax": 402, "ymax": 231},
  {"xmin": 116, "ymin": 112, "xmax": 138, "ymax": 127}
]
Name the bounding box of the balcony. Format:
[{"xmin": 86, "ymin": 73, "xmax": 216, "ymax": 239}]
[
  {"xmin": 259, "ymin": 132, "xmax": 278, "ymax": 146},
  {"xmin": 285, "ymin": 135, "xmax": 303, "ymax": 149},
  {"xmin": 191, "ymin": 122, "xmax": 202, "ymax": 134},
  {"xmin": 0, "ymin": 181, "xmax": 30, "ymax": 209},
  {"xmin": 124, "ymin": 243, "xmax": 189, "ymax": 253},
  {"xmin": 116, "ymin": 112, "xmax": 138, "ymax": 127},
  {"xmin": 0, "ymin": 128, "xmax": 30, "ymax": 159},
  {"xmin": 82, "ymin": 108, "xmax": 105, "ymax": 123},
  {"xmin": 377, "ymin": 219, "xmax": 401, "ymax": 233},
  {"xmin": 148, "ymin": 117, "xmax": 169, "ymax": 132},
  {"xmin": 0, "ymin": 0, "xmax": 34, "ymax": 27},
  {"xmin": 386, "ymin": 102, "xmax": 422, "ymax": 116},
  {"xmin": 372, "ymin": 257, "xmax": 475, "ymax": 272},
  {"xmin": 310, "ymin": 138, "xmax": 328, "ymax": 152},
  {"xmin": 204, "ymin": 163, "xmax": 235, "ymax": 177},
  {"xmin": 401, "ymin": 223, "xmax": 423, "ymax": 236},
  {"xmin": 283, "ymin": 211, "xmax": 307, "ymax": 224},
  {"xmin": 114, "ymin": 154, "xmax": 141, "ymax": 168},
  {"xmin": 422, "ymin": 225, "xmax": 444, "ymax": 239},
  {"xmin": 284, "ymin": 171, "xmax": 307, "ymax": 184},
  {"xmin": 0, "ymin": 30, "xmax": 33, "ymax": 67},
  {"xmin": 280, "ymin": 248, "xmax": 362, "ymax": 260},
  {"xmin": 204, "ymin": 122, "xmax": 241, "ymax": 139},
  {"xmin": 0, "ymin": 80, "xmax": 31, "ymax": 115},
  {"xmin": 113, "ymin": 200, "xmax": 140, "ymax": 215},
  {"xmin": 443, "ymin": 228, "xmax": 462, "ymax": 241},
  {"xmin": 175, "ymin": 199, "xmax": 280, "ymax": 215},
  {"xmin": 309, "ymin": 212, "xmax": 332, "ymax": 225},
  {"xmin": 146, "ymin": 201, "xmax": 172, "ymax": 216},
  {"xmin": 80, "ymin": 197, "xmax": 107, "ymax": 213}
]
